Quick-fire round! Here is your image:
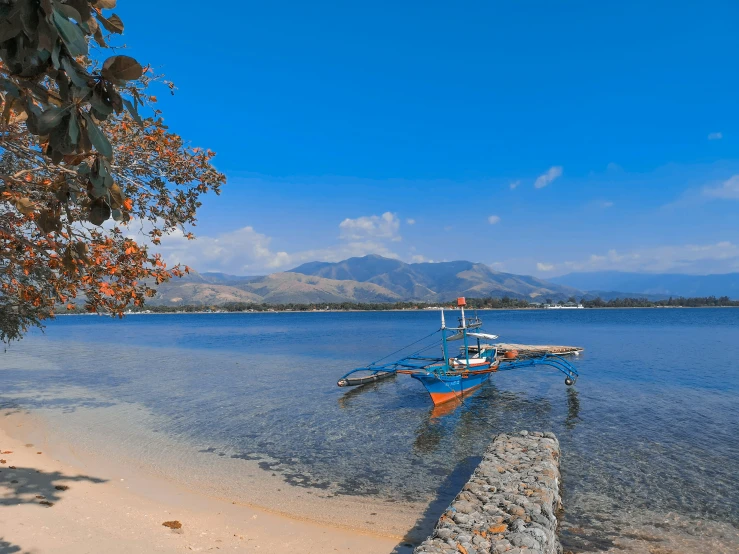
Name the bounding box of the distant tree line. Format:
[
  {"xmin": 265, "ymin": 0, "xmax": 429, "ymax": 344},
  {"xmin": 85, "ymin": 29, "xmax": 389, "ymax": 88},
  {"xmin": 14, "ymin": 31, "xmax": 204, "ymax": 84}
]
[
  {"xmin": 63, "ymin": 295, "xmax": 738, "ymax": 315},
  {"xmin": 581, "ymin": 296, "xmax": 739, "ymax": 308}
]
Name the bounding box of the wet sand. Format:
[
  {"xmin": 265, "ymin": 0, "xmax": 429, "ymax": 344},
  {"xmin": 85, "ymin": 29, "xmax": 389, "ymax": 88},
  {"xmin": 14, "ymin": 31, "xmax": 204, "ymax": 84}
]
[{"xmin": 0, "ymin": 411, "xmax": 407, "ymax": 553}]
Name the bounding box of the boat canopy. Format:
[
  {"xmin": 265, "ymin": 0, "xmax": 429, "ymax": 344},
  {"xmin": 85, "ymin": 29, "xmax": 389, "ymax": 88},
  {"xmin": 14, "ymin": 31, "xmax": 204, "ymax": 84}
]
[{"xmin": 467, "ymin": 332, "xmax": 499, "ymax": 340}]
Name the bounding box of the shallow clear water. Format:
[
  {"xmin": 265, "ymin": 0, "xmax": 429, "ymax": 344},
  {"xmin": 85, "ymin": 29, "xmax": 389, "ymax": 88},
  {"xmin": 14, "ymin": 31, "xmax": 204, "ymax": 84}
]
[{"xmin": 1, "ymin": 309, "xmax": 738, "ymax": 551}]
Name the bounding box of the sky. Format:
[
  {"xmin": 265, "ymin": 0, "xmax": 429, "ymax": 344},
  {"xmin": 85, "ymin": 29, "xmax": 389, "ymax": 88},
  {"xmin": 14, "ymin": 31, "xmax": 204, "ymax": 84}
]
[{"xmin": 114, "ymin": 0, "xmax": 739, "ymax": 277}]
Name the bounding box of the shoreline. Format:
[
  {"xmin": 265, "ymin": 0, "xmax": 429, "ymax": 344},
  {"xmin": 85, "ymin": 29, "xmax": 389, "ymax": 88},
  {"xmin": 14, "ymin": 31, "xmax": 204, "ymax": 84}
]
[
  {"xmin": 56, "ymin": 304, "xmax": 739, "ymax": 317},
  {"xmin": 0, "ymin": 409, "xmax": 407, "ymax": 553}
]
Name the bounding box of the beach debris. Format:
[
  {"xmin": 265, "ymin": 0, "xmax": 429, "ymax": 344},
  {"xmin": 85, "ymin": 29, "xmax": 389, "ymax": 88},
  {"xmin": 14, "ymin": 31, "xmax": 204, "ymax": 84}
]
[
  {"xmin": 162, "ymin": 520, "xmax": 183, "ymax": 530},
  {"xmin": 35, "ymin": 495, "xmax": 45, "ymax": 499},
  {"xmin": 39, "ymin": 500, "xmax": 54, "ymax": 507},
  {"xmin": 1, "ymin": 450, "xmax": 12, "ymax": 454},
  {"xmin": 55, "ymin": 485, "xmax": 70, "ymax": 491},
  {"xmin": 8, "ymin": 466, "xmax": 16, "ymax": 469},
  {"xmin": 0, "ymin": 459, "xmax": 5, "ymax": 464},
  {"xmin": 37, "ymin": 452, "xmax": 42, "ymax": 454}
]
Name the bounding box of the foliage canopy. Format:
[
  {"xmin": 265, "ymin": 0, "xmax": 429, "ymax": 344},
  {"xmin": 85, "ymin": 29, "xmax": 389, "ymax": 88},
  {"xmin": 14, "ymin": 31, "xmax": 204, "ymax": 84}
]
[{"xmin": 0, "ymin": 0, "xmax": 225, "ymax": 341}]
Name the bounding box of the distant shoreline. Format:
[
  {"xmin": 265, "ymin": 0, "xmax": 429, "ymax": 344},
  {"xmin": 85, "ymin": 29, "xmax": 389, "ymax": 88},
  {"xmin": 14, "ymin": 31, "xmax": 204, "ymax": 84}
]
[{"xmin": 57, "ymin": 305, "xmax": 739, "ymax": 316}]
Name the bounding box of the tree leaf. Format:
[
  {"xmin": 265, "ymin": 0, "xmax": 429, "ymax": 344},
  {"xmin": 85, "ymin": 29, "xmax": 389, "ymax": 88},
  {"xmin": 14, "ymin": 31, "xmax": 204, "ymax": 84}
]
[
  {"xmin": 95, "ymin": 0, "xmax": 118, "ymax": 9},
  {"xmin": 109, "ymin": 183, "xmax": 124, "ymax": 208},
  {"xmin": 90, "ymin": 87, "xmax": 114, "ymax": 117},
  {"xmin": 14, "ymin": 197, "xmax": 36, "ymax": 216},
  {"xmin": 66, "ymin": 0, "xmax": 92, "ymax": 20},
  {"xmin": 61, "ymin": 56, "xmax": 91, "ymax": 88},
  {"xmin": 88, "ymin": 200, "xmax": 111, "ymax": 225},
  {"xmin": 37, "ymin": 106, "xmax": 68, "ymax": 135},
  {"xmin": 102, "ymin": 56, "xmax": 143, "ymax": 82},
  {"xmin": 68, "ymin": 111, "xmax": 79, "ymax": 145},
  {"xmin": 122, "ymin": 98, "xmax": 143, "ymax": 126},
  {"xmin": 97, "ymin": 12, "xmax": 124, "ymax": 34},
  {"xmin": 82, "ymin": 112, "xmax": 113, "ymax": 159},
  {"xmin": 52, "ymin": 9, "xmax": 88, "ymax": 56},
  {"xmin": 37, "ymin": 209, "xmax": 63, "ymax": 234},
  {"xmin": 54, "ymin": 3, "xmax": 82, "ymax": 24}
]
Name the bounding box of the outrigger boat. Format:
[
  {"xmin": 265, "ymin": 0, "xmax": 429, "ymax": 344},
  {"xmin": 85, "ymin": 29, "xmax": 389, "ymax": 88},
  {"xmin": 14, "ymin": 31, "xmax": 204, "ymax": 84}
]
[{"xmin": 337, "ymin": 297, "xmax": 580, "ymax": 406}]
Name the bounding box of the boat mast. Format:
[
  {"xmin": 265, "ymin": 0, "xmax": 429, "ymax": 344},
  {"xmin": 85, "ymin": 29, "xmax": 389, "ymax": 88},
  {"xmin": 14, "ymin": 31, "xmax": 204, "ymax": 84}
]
[
  {"xmin": 440, "ymin": 308, "xmax": 449, "ymax": 366},
  {"xmin": 459, "ymin": 297, "xmax": 471, "ymax": 368}
]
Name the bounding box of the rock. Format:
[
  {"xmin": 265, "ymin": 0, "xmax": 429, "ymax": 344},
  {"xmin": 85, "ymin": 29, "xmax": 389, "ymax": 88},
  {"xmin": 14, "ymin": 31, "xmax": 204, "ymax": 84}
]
[
  {"xmin": 414, "ymin": 432, "xmax": 562, "ymax": 554},
  {"xmin": 162, "ymin": 520, "xmax": 182, "ymax": 530}
]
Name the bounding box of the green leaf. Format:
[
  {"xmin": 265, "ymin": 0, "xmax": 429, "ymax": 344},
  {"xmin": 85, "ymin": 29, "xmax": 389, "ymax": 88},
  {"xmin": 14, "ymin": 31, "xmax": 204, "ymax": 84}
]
[
  {"xmin": 51, "ymin": 41, "xmax": 62, "ymax": 69},
  {"xmin": 54, "ymin": 3, "xmax": 82, "ymax": 24},
  {"xmin": 98, "ymin": 12, "xmax": 124, "ymax": 34},
  {"xmin": 68, "ymin": 111, "xmax": 79, "ymax": 145},
  {"xmin": 50, "ymin": 114, "xmax": 76, "ymax": 154},
  {"xmin": 0, "ymin": 78, "xmax": 20, "ymax": 98},
  {"xmin": 88, "ymin": 200, "xmax": 111, "ymax": 226},
  {"xmin": 90, "ymin": 88, "xmax": 114, "ymax": 117},
  {"xmin": 82, "ymin": 112, "xmax": 113, "ymax": 159},
  {"xmin": 38, "ymin": 106, "xmax": 69, "ymax": 135},
  {"xmin": 52, "ymin": 9, "xmax": 88, "ymax": 56},
  {"xmin": 102, "ymin": 55, "xmax": 143, "ymax": 82},
  {"xmin": 122, "ymin": 98, "xmax": 143, "ymax": 126},
  {"xmin": 61, "ymin": 56, "xmax": 91, "ymax": 88}
]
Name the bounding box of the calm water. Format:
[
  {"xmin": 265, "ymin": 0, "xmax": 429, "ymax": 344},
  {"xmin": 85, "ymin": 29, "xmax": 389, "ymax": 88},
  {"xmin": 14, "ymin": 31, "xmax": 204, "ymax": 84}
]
[{"xmin": 1, "ymin": 309, "xmax": 738, "ymax": 551}]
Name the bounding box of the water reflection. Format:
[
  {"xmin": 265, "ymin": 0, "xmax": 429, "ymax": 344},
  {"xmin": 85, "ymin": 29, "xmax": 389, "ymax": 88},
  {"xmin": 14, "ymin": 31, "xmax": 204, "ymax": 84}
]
[{"xmin": 566, "ymin": 387, "xmax": 581, "ymax": 429}]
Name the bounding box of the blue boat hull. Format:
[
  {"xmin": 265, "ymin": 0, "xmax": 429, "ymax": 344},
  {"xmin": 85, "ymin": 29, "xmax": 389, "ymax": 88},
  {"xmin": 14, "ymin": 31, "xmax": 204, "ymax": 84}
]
[{"xmin": 411, "ymin": 371, "xmax": 491, "ymax": 405}]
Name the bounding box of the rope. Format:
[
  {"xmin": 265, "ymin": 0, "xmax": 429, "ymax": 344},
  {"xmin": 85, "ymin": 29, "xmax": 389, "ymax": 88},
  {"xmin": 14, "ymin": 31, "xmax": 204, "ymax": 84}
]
[{"xmin": 368, "ymin": 330, "xmax": 440, "ymax": 367}]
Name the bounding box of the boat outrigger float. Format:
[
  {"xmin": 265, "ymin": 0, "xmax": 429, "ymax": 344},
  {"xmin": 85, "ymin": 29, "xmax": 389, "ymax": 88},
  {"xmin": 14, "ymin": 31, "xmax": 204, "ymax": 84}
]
[{"xmin": 337, "ymin": 297, "xmax": 581, "ymax": 406}]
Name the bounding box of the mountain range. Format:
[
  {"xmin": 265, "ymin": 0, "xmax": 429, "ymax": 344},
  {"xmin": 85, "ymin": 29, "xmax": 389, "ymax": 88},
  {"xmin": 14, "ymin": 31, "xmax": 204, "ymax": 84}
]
[
  {"xmin": 550, "ymin": 271, "xmax": 739, "ymax": 299},
  {"xmin": 149, "ymin": 255, "xmax": 579, "ymax": 306},
  {"xmin": 148, "ymin": 255, "xmax": 739, "ymax": 306}
]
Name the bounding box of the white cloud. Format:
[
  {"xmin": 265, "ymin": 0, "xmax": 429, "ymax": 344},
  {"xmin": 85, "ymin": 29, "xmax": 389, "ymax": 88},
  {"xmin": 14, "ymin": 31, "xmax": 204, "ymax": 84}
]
[
  {"xmin": 708, "ymin": 132, "xmax": 723, "ymax": 140},
  {"xmin": 411, "ymin": 254, "xmax": 433, "ymax": 263},
  {"xmin": 144, "ymin": 225, "xmax": 292, "ymax": 274},
  {"xmin": 509, "ymin": 180, "xmax": 521, "ymax": 190},
  {"xmin": 406, "ymin": 218, "xmax": 416, "ymax": 225},
  {"xmin": 704, "ymin": 175, "xmax": 739, "ymax": 199},
  {"xmin": 121, "ymin": 212, "xmax": 415, "ymax": 275},
  {"xmin": 487, "ymin": 215, "xmax": 501, "ymax": 225},
  {"xmin": 599, "ymin": 200, "xmax": 614, "ymax": 208},
  {"xmin": 539, "ymin": 241, "xmax": 739, "ymax": 275},
  {"xmin": 534, "ymin": 166, "xmax": 563, "ymax": 189},
  {"xmin": 339, "ymin": 212, "xmax": 401, "ymax": 242}
]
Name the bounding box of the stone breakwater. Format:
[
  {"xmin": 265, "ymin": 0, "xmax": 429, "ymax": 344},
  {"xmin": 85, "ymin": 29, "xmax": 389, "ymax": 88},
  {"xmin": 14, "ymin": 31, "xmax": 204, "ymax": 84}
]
[{"xmin": 414, "ymin": 431, "xmax": 562, "ymax": 554}]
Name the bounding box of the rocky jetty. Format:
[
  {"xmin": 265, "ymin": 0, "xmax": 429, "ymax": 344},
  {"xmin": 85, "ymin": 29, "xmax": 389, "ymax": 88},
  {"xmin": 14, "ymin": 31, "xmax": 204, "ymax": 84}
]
[{"xmin": 414, "ymin": 431, "xmax": 562, "ymax": 554}]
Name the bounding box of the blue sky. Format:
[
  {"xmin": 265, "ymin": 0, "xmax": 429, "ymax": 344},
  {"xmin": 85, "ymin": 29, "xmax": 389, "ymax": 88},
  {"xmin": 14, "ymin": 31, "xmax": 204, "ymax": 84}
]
[{"xmin": 116, "ymin": 1, "xmax": 739, "ymax": 276}]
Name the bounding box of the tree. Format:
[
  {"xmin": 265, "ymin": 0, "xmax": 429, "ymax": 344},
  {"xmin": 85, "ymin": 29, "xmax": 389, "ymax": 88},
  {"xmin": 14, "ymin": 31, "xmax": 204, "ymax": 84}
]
[{"xmin": 0, "ymin": 1, "xmax": 225, "ymax": 342}]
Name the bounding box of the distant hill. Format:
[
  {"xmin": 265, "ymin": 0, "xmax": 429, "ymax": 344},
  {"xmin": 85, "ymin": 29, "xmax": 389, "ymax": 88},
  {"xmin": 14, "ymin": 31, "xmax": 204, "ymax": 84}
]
[
  {"xmin": 550, "ymin": 271, "xmax": 739, "ymax": 299},
  {"xmin": 234, "ymin": 272, "xmax": 402, "ymax": 304},
  {"xmin": 149, "ymin": 255, "xmax": 580, "ymax": 306},
  {"xmin": 289, "ymin": 254, "xmax": 580, "ymax": 302}
]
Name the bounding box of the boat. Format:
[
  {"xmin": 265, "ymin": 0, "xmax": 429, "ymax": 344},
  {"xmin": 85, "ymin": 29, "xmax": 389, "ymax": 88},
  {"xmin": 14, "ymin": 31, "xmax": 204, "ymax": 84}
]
[{"xmin": 337, "ymin": 297, "xmax": 580, "ymax": 406}]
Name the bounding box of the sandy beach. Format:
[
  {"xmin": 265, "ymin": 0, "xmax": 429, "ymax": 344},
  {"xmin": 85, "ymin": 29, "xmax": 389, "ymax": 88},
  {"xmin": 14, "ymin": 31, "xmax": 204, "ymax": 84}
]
[{"xmin": 0, "ymin": 412, "xmax": 404, "ymax": 554}]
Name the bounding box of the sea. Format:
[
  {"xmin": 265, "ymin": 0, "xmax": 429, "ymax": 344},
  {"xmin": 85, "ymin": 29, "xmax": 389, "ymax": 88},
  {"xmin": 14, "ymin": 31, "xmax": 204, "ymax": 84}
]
[{"xmin": 1, "ymin": 308, "xmax": 737, "ymax": 552}]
